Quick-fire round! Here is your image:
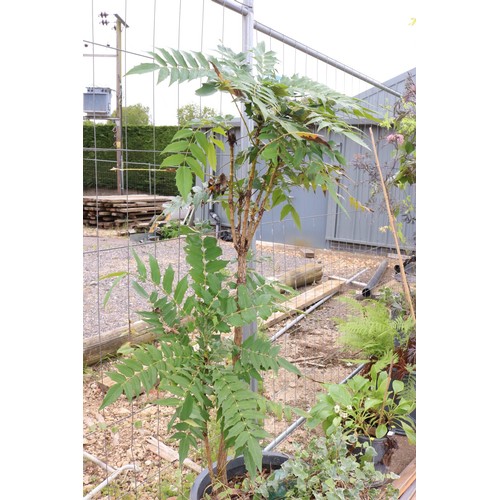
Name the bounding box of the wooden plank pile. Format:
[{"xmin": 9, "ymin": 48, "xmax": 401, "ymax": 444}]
[{"xmin": 83, "ymin": 195, "xmax": 174, "ymax": 229}]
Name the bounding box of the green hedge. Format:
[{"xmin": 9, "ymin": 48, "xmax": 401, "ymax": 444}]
[{"xmin": 83, "ymin": 125, "xmax": 180, "ymax": 195}]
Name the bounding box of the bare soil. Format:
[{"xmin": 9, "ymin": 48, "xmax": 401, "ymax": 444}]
[{"xmin": 83, "ymin": 227, "xmax": 415, "ymax": 499}]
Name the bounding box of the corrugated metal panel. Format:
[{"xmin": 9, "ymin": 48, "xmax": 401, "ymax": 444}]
[
  {"xmin": 354, "ymin": 68, "xmax": 416, "ymax": 123},
  {"xmin": 325, "ymin": 125, "xmax": 416, "ymax": 251},
  {"xmin": 325, "ymin": 69, "xmax": 416, "ymax": 251},
  {"xmin": 258, "ymin": 186, "xmax": 329, "ymax": 248}
]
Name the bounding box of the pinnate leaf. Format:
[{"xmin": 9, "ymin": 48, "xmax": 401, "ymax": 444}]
[
  {"xmin": 162, "ymin": 266, "xmax": 175, "ymax": 294},
  {"xmin": 162, "ymin": 141, "xmax": 190, "ymax": 153},
  {"xmin": 100, "ymin": 384, "xmax": 124, "ymax": 409},
  {"xmin": 132, "ymin": 251, "xmax": 147, "ymax": 280}
]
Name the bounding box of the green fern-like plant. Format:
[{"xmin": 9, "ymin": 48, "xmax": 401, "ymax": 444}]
[
  {"xmin": 100, "ymin": 229, "xmax": 300, "ymax": 489},
  {"xmin": 335, "ymin": 297, "xmax": 415, "ymax": 362}
]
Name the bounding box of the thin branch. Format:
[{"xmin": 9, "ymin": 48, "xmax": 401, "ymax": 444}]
[
  {"xmin": 240, "ymin": 157, "xmax": 258, "ymax": 249},
  {"xmin": 227, "ymin": 140, "xmax": 238, "ymax": 246}
]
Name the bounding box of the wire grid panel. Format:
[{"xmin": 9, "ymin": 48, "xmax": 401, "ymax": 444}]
[{"xmin": 83, "ymin": 2, "xmax": 412, "ymax": 497}]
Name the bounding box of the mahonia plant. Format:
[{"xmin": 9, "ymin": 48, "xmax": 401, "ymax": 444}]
[
  {"xmin": 137, "ymin": 42, "xmax": 374, "ymax": 217},
  {"xmin": 100, "ymin": 230, "xmax": 300, "ymax": 488}
]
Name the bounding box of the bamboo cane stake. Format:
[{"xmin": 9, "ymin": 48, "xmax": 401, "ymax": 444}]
[{"xmin": 369, "ymin": 127, "xmax": 416, "ymax": 322}]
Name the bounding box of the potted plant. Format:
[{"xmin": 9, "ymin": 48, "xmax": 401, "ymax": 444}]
[
  {"xmin": 335, "ymin": 295, "xmax": 416, "ymax": 432},
  {"xmin": 101, "ymin": 41, "xmax": 375, "ymax": 496},
  {"xmin": 245, "ymin": 427, "xmax": 399, "ymax": 499},
  {"xmin": 307, "ymin": 356, "xmax": 416, "ymax": 474},
  {"xmin": 100, "ymin": 229, "xmax": 300, "ymax": 498}
]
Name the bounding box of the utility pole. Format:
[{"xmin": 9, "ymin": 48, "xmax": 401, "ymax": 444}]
[
  {"xmin": 114, "ymin": 14, "xmax": 128, "ymax": 194},
  {"xmin": 97, "ymin": 12, "xmax": 129, "ymax": 194}
]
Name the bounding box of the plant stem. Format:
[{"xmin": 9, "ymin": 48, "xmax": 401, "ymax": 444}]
[
  {"xmin": 251, "ymin": 161, "xmax": 282, "ymax": 238},
  {"xmin": 203, "ymin": 432, "xmax": 216, "ymax": 487},
  {"xmin": 369, "ymin": 127, "xmax": 416, "ymax": 323},
  {"xmin": 227, "ymin": 140, "xmax": 238, "ymax": 247},
  {"xmin": 378, "ymin": 357, "xmax": 395, "ymax": 428},
  {"xmin": 215, "ymin": 434, "xmax": 228, "ymax": 489},
  {"xmin": 240, "ymin": 157, "xmax": 258, "ymax": 252}
]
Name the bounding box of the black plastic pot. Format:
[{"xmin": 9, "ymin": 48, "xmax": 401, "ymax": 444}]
[
  {"xmin": 351, "ymin": 435, "xmax": 395, "ymax": 474},
  {"xmin": 190, "ymin": 452, "xmax": 289, "ymax": 500}
]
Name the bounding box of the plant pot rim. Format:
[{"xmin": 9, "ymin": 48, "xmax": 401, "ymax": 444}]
[
  {"xmin": 356, "ymin": 433, "xmax": 392, "ymax": 442},
  {"xmin": 190, "ymin": 451, "xmax": 289, "ymax": 500}
]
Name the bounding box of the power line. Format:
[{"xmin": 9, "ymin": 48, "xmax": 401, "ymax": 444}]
[{"xmin": 83, "ymin": 40, "xmax": 152, "ymax": 60}]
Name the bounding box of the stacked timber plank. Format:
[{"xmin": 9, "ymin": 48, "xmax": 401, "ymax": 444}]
[{"xmin": 83, "ymin": 195, "xmax": 173, "ymax": 229}]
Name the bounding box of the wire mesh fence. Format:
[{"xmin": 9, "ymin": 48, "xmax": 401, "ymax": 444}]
[{"xmin": 83, "ymin": 1, "xmax": 415, "ymax": 497}]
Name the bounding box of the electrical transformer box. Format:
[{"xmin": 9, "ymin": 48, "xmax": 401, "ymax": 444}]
[{"xmin": 83, "ymin": 87, "xmax": 112, "ymax": 116}]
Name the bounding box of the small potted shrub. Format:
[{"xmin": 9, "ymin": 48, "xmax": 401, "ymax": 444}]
[{"xmin": 307, "ymin": 356, "xmax": 416, "ymax": 473}]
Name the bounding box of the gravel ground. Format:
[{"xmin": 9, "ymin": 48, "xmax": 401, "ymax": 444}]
[{"xmin": 83, "ymin": 227, "xmax": 393, "ymax": 340}]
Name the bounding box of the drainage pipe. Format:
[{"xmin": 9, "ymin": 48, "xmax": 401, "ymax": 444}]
[
  {"xmin": 263, "ymin": 362, "xmax": 366, "ymax": 452},
  {"xmin": 394, "ymin": 255, "xmax": 416, "ymax": 274},
  {"xmin": 328, "ymin": 274, "xmax": 367, "ymax": 288},
  {"xmin": 83, "ymin": 451, "xmax": 116, "ymax": 473},
  {"xmin": 361, "ymin": 260, "xmax": 388, "ymax": 298},
  {"xmin": 269, "ymin": 268, "xmax": 369, "ymax": 343}
]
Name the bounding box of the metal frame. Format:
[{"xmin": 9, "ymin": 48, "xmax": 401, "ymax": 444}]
[{"xmin": 211, "ymin": 0, "xmax": 402, "ymax": 97}]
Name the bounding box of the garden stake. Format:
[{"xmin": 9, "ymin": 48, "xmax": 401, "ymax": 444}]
[{"xmin": 369, "ymin": 127, "xmax": 416, "ymax": 322}]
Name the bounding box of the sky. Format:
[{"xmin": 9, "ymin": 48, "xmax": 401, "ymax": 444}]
[{"xmin": 83, "ymin": 0, "xmax": 417, "ymax": 125}]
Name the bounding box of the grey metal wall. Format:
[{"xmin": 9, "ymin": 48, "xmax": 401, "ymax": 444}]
[
  {"xmin": 325, "ymin": 69, "xmax": 416, "ymax": 251},
  {"xmin": 257, "ymin": 186, "xmax": 330, "ymax": 249},
  {"xmin": 325, "ymin": 125, "xmax": 416, "ymax": 251}
]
